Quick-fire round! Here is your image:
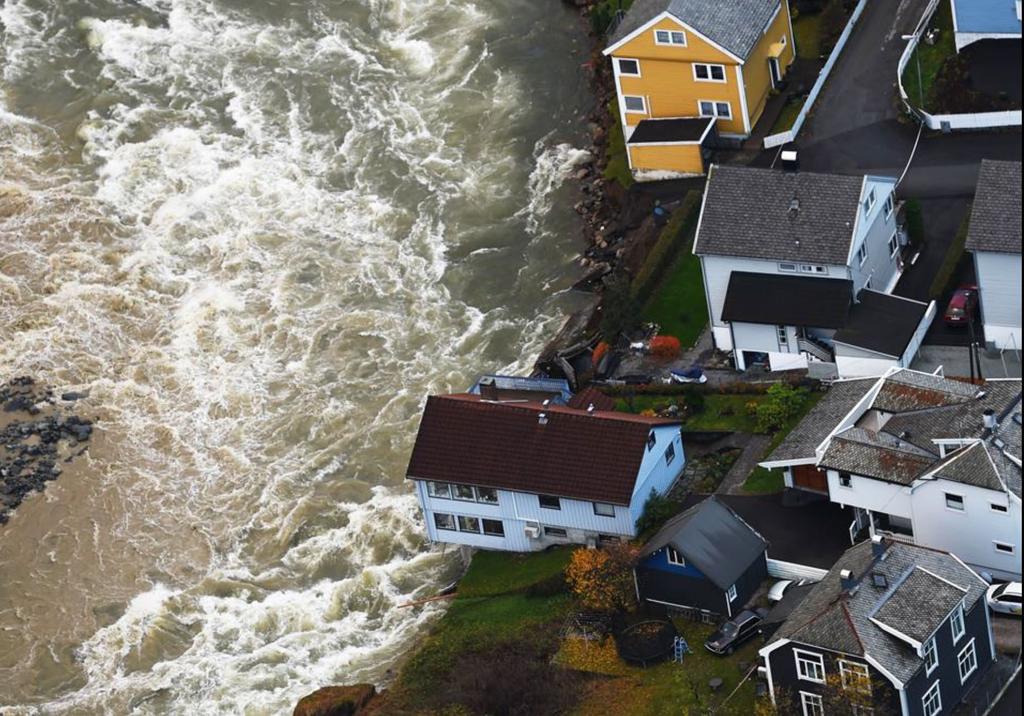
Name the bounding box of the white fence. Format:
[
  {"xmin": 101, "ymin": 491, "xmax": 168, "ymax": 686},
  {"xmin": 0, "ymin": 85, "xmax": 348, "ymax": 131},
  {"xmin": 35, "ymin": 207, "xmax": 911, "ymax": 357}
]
[
  {"xmin": 897, "ymin": 0, "xmax": 1022, "ymax": 130},
  {"xmin": 763, "ymin": 0, "xmax": 871, "ymax": 148},
  {"xmin": 767, "ymin": 558, "xmax": 828, "ymax": 582}
]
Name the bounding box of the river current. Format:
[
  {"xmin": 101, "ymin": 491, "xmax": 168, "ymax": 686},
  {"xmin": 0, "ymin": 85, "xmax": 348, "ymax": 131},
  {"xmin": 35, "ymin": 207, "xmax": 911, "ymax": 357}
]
[{"xmin": 0, "ymin": 1, "xmax": 590, "ymax": 712}]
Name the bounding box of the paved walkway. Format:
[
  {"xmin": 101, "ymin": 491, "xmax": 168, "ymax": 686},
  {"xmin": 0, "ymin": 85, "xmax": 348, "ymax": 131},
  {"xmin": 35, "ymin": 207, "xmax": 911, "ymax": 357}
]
[{"xmin": 716, "ymin": 434, "xmax": 771, "ymax": 495}]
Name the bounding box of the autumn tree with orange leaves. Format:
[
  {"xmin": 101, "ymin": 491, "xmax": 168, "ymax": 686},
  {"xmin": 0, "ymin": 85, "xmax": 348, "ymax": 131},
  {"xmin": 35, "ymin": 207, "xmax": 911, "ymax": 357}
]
[{"xmin": 564, "ymin": 543, "xmax": 640, "ymax": 612}]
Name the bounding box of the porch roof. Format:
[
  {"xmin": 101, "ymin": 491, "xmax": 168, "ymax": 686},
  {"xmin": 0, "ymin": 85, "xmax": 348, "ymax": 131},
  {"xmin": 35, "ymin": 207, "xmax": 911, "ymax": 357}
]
[
  {"xmin": 627, "ymin": 117, "xmax": 714, "ymax": 144},
  {"xmin": 832, "ymin": 290, "xmax": 931, "ymax": 358},
  {"xmin": 721, "ymin": 272, "xmax": 852, "ymax": 328}
]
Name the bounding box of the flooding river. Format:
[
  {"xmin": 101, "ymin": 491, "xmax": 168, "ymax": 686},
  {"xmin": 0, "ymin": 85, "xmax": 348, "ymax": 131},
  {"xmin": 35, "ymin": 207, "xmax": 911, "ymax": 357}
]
[{"xmin": 0, "ymin": 1, "xmax": 590, "ymax": 712}]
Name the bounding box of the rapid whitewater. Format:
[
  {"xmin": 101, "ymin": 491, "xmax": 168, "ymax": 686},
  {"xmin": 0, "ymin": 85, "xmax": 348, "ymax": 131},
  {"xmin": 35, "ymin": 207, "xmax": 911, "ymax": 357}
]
[{"xmin": 0, "ymin": 0, "xmax": 591, "ymax": 712}]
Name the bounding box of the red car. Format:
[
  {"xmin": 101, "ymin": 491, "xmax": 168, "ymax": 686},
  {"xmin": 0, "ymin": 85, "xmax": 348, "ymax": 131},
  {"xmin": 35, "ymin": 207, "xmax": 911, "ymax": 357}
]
[{"xmin": 944, "ymin": 285, "xmax": 979, "ymax": 327}]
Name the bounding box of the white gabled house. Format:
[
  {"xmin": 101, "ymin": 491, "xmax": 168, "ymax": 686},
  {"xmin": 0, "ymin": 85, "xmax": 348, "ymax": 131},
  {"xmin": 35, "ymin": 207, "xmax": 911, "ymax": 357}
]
[
  {"xmin": 693, "ymin": 166, "xmax": 934, "ymax": 378},
  {"xmin": 761, "ymin": 368, "xmax": 1023, "ymax": 580},
  {"xmin": 405, "ymin": 392, "xmax": 684, "ymax": 552},
  {"xmin": 965, "ymin": 160, "xmax": 1021, "ymax": 352}
]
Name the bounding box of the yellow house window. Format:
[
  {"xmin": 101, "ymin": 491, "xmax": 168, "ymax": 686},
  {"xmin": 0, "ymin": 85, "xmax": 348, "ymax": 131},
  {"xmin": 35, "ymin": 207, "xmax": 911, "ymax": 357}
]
[
  {"xmin": 698, "ymin": 100, "xmax": 731, "ymax": 120},
  {"xmin": 654, "ymin": 29, "xmax": 686, "ymax": 46},
  {"xmin": 693, "ymin": 63, "xmax": 727, "ymax": 83},
  {"xmin": 616, "ymin": 58, "xmax": 640, "ymax": 77},
  {"xmin": 624, "ymin": 96, "xmax": 647, "ymax": 113}
]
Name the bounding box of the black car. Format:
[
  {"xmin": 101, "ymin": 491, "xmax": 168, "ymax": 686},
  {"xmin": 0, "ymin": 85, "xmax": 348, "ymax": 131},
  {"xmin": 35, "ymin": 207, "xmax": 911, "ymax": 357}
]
[{"xmin": 704, "ymin": 608, "xmax": 769, "ymax": 656}]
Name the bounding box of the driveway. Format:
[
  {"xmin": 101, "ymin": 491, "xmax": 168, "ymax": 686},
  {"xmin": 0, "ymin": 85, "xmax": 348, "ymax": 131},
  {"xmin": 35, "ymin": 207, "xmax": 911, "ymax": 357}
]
[
  {"xmin": 990, "ymin": 672, "xmax": 1021, "ymax": 716},
  {"xmin": 795, "ymin": 0, "xmax": 1022, "ymax": 196}
]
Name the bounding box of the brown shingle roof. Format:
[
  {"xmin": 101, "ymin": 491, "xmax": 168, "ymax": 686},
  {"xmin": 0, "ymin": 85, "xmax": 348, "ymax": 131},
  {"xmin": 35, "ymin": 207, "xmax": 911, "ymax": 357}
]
[
  {"xmin": 567, "ymin": 386, "xmax": 617, "ymax": 413},
  {"xmin": 405, "ymin": 395, "xmax": 680, "ymax": 505}
]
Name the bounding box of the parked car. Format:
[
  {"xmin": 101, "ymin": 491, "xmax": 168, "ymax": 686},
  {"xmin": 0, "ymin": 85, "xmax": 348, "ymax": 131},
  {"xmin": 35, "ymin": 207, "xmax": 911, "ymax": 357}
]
[
  {"xmin": 767, "ymin": 579, "xmax": 809, "ymax": 603},
  {"xmin": 704, "ymin": 608, "xmax": 768, "ymax": 655},
  {"xmin": 986, "ymin": 582, "xmax": 1022, "ymax": 616},
  {"xmin": 943, "ymin": 285, "xmax": 979, "ymax": 327}
]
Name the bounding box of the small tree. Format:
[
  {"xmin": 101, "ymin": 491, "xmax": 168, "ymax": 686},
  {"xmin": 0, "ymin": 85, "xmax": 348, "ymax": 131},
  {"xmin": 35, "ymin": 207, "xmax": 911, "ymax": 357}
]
[
  {"xmin": 755, "ymin": 383, "xmax": 808, "ymax": 433},
  {"xmin": 649, "ymin": 335, "xmax": 681, "ymax": 359},
  {"xmin": 600, "ymin": 272, "xmax": 641, "ymax": 342},
  {"xmin": 565, "ymin": 543, "xmax": 640, "ymax": 613},
  {"xmin": 635, "ymin": 489, "xmax": 682, "ymax": 538}
]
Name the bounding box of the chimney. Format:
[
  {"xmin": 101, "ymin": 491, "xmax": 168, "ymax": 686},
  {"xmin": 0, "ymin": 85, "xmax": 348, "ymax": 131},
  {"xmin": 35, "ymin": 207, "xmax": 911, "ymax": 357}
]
[
  {"xmin": 839, "ymin": 569, "xmax": 858, "ymax": 593},
  {"xmin": 871, "ymin": 534, "xmax": 887, "ymax": 560},
  {"xmin": 479, "ymin": 376, "xmax": 499, "ymax": 402},
  {"xmin": 983, "ymin": 409, "xmax": 998, "ymax": 432}
]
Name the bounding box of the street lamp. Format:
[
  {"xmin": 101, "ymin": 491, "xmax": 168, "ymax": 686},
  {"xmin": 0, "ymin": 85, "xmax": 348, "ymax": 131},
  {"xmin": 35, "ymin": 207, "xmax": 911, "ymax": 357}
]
[{"xmin": 901, "ymin": 34, "xmax": 925, "ymax": 107}]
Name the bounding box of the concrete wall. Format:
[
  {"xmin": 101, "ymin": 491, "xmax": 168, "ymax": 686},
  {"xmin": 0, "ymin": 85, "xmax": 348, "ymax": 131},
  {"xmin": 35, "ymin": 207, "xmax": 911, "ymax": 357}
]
[{"xmin": 975, "ymin": 251, "xmax": 1023, "ymax": 350}]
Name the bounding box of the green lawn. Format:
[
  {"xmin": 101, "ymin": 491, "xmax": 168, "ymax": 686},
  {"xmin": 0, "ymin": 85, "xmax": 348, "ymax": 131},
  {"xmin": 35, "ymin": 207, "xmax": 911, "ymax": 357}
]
[
  {"xmin": 792, "ymin": 11, "xmax": 823, "ymax": 59},
  {"xmin": 901, "ymin": 0, "xmax": 955, "ymax": 111},
  {"xmin": 770, "ymin": 94, "xmax": 805, "ymax": 134},
  {"xmin": 742, "ymin": 390, "xmax": 824, "ymax": 494},
  {"xmin": 640, "ymin": 249, "xmax": 708, "ymax": 349},
  {"xmin": 457, "ymin": 547, "xmax": 571, "ymax": 598},
  {"xmin": 617, "ymin": 394, "xmax": 767, "ymax": 433}
]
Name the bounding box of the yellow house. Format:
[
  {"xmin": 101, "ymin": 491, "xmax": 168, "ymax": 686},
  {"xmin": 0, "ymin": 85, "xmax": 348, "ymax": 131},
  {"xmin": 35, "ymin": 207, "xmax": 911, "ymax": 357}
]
[{"xmin": 603, "ymin": 0, "xmax": 796, "ymax": 179}]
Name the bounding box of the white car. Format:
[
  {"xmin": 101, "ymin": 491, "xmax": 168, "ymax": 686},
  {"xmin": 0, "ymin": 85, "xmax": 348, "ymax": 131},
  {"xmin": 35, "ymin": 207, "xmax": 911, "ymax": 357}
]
[
  {"xmin": 986, "ymin": 582, "xmax": 1022, "ymax": 616},
  {"xmin": 768, "ymin": 579, "xmax": 804, "ymax": 603}
]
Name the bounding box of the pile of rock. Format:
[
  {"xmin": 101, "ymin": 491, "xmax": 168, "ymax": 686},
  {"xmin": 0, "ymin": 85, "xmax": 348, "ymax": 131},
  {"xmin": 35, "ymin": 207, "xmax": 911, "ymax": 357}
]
[{"xmin": 1, "ymin": 377, "xmax": 93, "ymax": 525}]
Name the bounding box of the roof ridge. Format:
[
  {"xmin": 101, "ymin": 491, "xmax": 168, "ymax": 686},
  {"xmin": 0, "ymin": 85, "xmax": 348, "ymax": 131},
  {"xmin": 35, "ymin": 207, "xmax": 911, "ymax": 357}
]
[{"xmin": 436, "ymin": 394, "xmax": 681, "ymax": 426}]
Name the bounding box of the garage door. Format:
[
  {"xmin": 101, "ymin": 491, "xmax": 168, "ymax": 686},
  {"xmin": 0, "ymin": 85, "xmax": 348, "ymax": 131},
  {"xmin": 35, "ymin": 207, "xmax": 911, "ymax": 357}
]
[{"xmin": 792, "ymin": 465, "xmax": 828, "ymax": 493}]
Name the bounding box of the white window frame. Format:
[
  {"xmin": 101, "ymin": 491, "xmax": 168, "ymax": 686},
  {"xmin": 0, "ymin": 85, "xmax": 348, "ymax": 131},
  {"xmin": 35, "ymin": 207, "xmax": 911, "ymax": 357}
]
[
  {"xmin": 616, "ymin": 57, "xmax": 641, "ymax": 77},
  {"xmin": 618, "ymin": 96, "xmax": 643, "ymax": 114},
  {"xmin": 945, "ymin": 492, "xmax": 965, "ymax": 512},
  {"xmin": 664, "ymin": 442, "xmax": 676, "ymax": 465},
  {"xmin": 544, "ymin": 525, "xmax": 568, "ymax": 539},
  {"xmin": 457, "ymin": 515, "xmax": 482, "ymax": 533},
  {"xmin": 864, "ymin": 188, "xmax": 876, "ymax": 213},
  {"xmin": 857, "ymin": 243, "xmax": 868, "ymax": 266},
  {"xmin": 839, "ymin": 472, "xmax": 853, "ymax": 488},
  {"xmin": 888, "ymin": 231, "xmax": 899, "ymax": 258},
  {"xmin": 726, "ymin": 583, "xmax": 738, "ymax": 602},
  {"xmin": 923, "ymin": 636, "xmax": 939, "ymax": 675},
  {"xmin": 794, "ymin": 649, "xmax": 826, "ymax": 684},
  {"xmin": 427, "ymin": 481, "xmax": 452, "ymax": 499},
  {"xmin": 698, "ymin": 100, "xmax": 732, "ymax": 119},
  {"xmin": 654, "ymin": 29, "xmax": 687, "ymax": 46},
  {"xmin": 991, "ymin": 502, "xmax": 1008, "ymax": 513},
  {"xmin": 481, "ymin": 518, "xmax": 505, "ymax": 537},
  {"xmin": 434, "ymin": 512, "xmax": 456, "ymax": 531},
  {"xmin": 692, "ymin": 63, "xmax": 727, "ymax": 83},
  {"xmin": 958, "ymin": 638, "xmax": 977, "ymax": 684},
  {"xmin": 839, "ymin": 660, "xmax": 871, "ymax": 694},
  {"xmin": 951, "ymin": 603, "xmax": 966, "ymax": 643},
  {"xmin": 922, "ymin": 680, "xmax": 942, "ymax": 716},
  {"xmin": 800, "ymin": 691, "xmax": 824, "ymax": 716},
  {"xmin": 666, "ymin": 546, "xmax": 686, "ymax": 566},
  {"xmin": 777, "ymin": 325, "xmax": 789, "ymax": 346},
  {"xmin": 884, "ymin": 194, "xmax": 895, "ymax": 220},
  {"xmin": 994, "ymin": 541, "xmax": 1015, "ymax": 554},
  {"xmin": 779, "ymin": 262, "xmax": 798, "ymax": 272},
  {"xmin": 593, "ymin": 502, "xmax": 615, "ymax": 518}
]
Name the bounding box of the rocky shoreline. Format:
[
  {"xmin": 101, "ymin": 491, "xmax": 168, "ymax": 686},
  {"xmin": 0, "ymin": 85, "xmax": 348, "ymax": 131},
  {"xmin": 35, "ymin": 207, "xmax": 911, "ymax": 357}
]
[{"xmin": 0, "ymin": 377, "xmax": 94, "ymax": 525}]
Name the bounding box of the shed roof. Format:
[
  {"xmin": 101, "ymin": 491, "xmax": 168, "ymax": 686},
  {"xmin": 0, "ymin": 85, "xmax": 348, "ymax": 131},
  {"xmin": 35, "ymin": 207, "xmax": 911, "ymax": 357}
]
[
  {"xmin": 966, "ymin": 160, "xmax": 1022, "ymax": 254},
  {"xmin": 952, "ymin": 0, "xmax": 1022, "ymax": 34},
  {"xmin": 627, "ymin": 117, "xmax": 714, "ymax": 144},
  {"xmin": 833, "ymin": 291, "xmax": 931, "ymax": 358},
  {"xmin": 721, "ymin": 272, "xmax": 852, "ymax": 328}
]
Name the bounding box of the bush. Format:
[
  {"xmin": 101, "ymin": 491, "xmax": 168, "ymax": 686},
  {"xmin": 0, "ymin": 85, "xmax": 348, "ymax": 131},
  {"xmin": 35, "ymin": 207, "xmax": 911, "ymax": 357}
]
[
  {"xmin": 905, "ymin": 199, "xmax": 924, "ymax": 248},
  {"xmin": 929, "ymin": 206, "xmax": 971, "ymax": 300},
  {"xmin": 600, "ymin": 271, "xmax": 642, "ymax": 341},
  {"xmin": 565, "ymin": 543, "xmax": 640, "ymax": 613},
  {"xmin": 755, "ymin": 383, "xmax": 809, "ymax": 433},
  {"xmin": 631, "ymin": 189, "xmax": 703, "ymax": 306},
  {"xmin": 635, "ymin": 490, "xmax": 683, "ymax": 538},
  {"xmin": 649, "ymin": 335, "xmax": 681, "ymax": 359},
  {"xmin": 590, "ymin": 0, "xmax": 636, "ymax": 36}
]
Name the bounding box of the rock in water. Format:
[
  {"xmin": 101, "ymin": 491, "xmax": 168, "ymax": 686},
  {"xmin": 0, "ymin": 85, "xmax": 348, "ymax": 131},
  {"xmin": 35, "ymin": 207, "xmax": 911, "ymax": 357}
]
[{"xmin": 293, "ymin": 685, "xmax": 376, "ymax": 716}]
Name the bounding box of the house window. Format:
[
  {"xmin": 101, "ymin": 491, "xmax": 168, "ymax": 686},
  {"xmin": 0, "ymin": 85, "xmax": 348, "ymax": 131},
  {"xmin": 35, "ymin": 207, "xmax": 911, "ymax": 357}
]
[
  {"xmin": 945, "ymin": 493, "xmax": 964, "ymax": 511},
  {"xmin": 922, "ymin": 681, "xmax": 942, "ymax": 716},
  {"xmin": 476, "ymin": 487, "xmax": 498, "ymax": 504},
  {"xmin": 434, "ymin": 513, "xmax": 456, "ymax": 531},
  {"xmin": 726, "ymin": 584, "xmax": 738, "ymax": 602},
  {"xmin": 857, "ymin": 243, "xmax": 868, "ymax": 265},
  {"xmin": 958, "ymin": 639, "xmax": 977, "ymax": 683},
  {"xmin": 888, "ymin": 231, "xmax": 899, "ymax": 258},
  {"xmin": 923, "ymin": 636, "xmax": 938, "ymax": 675},
  {"xmin": 647, "ymin": 432, "xmax": 657, "ymax": 451},
  {"xmin": 839, "ymin": 472, "xmax": 853, "ymax": 488},
  {"xmin": 863, "ymin": 188, "xmax": 876, "ymax": 213},
  {"xmin": 776, "ymin": 325, "xmax": 789, "ymax": 346},
  {"xmin": 617, "ymin": 58, "xmax": 640, "ymax": 76},
  {"xmin": 994, "ymin": 541, "xmax": 1015, "ymax": 554},
  {"xmin": 664, "ymin": 442, "xmax": 676, "ymax": 465},
  {"xmin": 539, "ymin": 494, "xmax": 561, "ymax": 510},
  {"xmin": 839, "ymin": 660, "xmax": 871, "ymax": 694},
  {"xmin": 698, "ymin": 100, "xmax": 732, "ymax": 119},
  {"xmin": 693, "ymin": 63, "xmax": 726, "ymax": 82},
  {"xmin": 593, "ymin": 502, "xmax": 616, "ymax": 517},
  {"xmin": 453, "ymin": 484, "xmax": 476, "ymax": 501},
  {"xmin": 794, "ymin": 649, "xmax": 826, "ymax": 683},
  {"xmin": 427, "ymin": 481, "xmax": 452, "ymax": 498},
  {"xmin": 667, "ymin": 547, "xmax": 686, "ymax": 566},
  {"xmin": 654, "ymin": 29, "xmax": 686, "ymax": 46},
  {"xmin": 951, "ymin": 603, "xmax": 965, "ymax": 643},
  {"xmin": 482, "ymin": 518, "xmax": 505, "ymax": 537},
  {"xmin": 884, "ymin": 194, "xmax": 895, "ymax": 219},
  {"xmin": 991, "ymin": 502, "xmax": 1008, "ymax": 513},
  {"xmin": 800, "ymin": 691, "xmax": 824, "ymax": 716},
  {"xmin": 544, "ymin": 526, "xmax": 568, "ymax": 539},
  {"xmin": 851, "ymin": 707, "xmax": 875, "ymax": 716},
  {"xmin": 457, "ymin": 515, "xmax": 481, "ymax": 533},
  {"xmin": 779, "ymin": 262, "xmax": 798, "ymax": 272},
  {"xmin": 623, "ymin": 95, "xmax": 646, "ymax": 113}
]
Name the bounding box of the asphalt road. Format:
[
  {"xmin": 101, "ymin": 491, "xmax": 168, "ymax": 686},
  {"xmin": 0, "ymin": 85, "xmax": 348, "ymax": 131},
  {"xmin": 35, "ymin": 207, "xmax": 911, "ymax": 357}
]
[{"xmin": 990, "ymin": 672, "xmax": 1021, "ymax": 716}]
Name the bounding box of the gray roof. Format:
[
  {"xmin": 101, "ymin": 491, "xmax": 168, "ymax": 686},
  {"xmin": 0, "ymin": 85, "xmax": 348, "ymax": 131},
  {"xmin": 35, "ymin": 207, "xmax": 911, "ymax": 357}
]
[
  {"xmin": 986, "ymin": 394, "xmax": 1022, "ymax": 497},
  {"xmin": 694, "ymin": 166, "xmax": 869, "ymax": 265},
  {"xmin": 608, "ymin": 0, "xmax": 781, "ymax": 60},
  {"xmin": 870, "ymin": 566, "xmax": 968, "ymax": 645},
  {"xmin": 966, "ymin": 160, "xmax": 1022, "ymax": 254},
  {"xmin": 819, "ymin": 428, "xmax": 935, "ymax": 485},
  {"xmin": 871, "ymin": 369, "xmax": 980, "ymax": 413},
  {"xmin": 925, "ymin": 441, "xmax": 1005, "ymax": 492},
  {"xmin": 765, "ymin": 378, "xmax": 876, "ymax": 463},
  {"xmin": 641, "ymin": 496, "xmax": 767, "ymax": 590},
  {"xmin": 772, "ymin": 538, "xmax": 987, "ymax": 683}
]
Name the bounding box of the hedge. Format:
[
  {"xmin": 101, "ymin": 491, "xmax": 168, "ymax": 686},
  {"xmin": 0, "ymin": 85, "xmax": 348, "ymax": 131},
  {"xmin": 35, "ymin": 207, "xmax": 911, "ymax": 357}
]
[
  {"xmin": 630, "ymin": 189, "xmax": 703, "ymax": 306},
  {"xmin": 929, "ymin": 205, "xmax": 971, "ymax": 300},
  {"xmin": 904, "ymin": 199, "xmax": 924, "ymax": 248}
]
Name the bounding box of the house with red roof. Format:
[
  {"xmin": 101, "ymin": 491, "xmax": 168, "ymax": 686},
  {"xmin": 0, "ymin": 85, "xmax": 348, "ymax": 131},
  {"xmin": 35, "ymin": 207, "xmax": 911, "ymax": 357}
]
[{"xmin": 405, "ymin": 393, "xmax": 684, "ymax": 551}]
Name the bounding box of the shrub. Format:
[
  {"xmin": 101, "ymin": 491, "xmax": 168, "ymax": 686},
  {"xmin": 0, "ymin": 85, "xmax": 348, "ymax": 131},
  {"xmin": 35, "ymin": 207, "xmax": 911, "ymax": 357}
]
[
  {"xmin": 649, "ymin": 335, "xmax": 681, "ymax": 359},
  {"xmin": 929, "ymin": 206, "xmax": 971, "ymax": 300},
  {"xmin": 565, "ymin": 543, "xmax": 640, "ymax": 613},
  {"xmin": 755, "ymin": 383, "xmax": 809, "ymax": 433},
  {"xmin": 631, "ymin": 189, "xmax": 703, "ymax": 306},
  {"xmin": 590, "ymin": 0, "xmax": 636, "ymax": 36},
  {"xmin": 600, "ymin": 271, "xmax": 642, "ymax": 341},
  {"xmin": 905, "ymin": 199, "xmax": 924, "ymax": 248},
  {"xmin": 603, "ymin": 101, "xmax": 634, "ymax": 189},
  {"xmin": 635, "ymin": 490, "xmax": 683, "ymax": 538}
]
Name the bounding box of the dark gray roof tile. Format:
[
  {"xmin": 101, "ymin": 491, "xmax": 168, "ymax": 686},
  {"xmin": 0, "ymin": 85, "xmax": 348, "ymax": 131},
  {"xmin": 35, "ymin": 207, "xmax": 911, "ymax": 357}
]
[
  {"xmin": 871, "ymin": 566, "xmax": 967, "ymax": 645},
  {"xmin": 765, "ymin": 378, "xmax": 876, "ymax": 464},
  {"xmin": 966, "ymin": 160, "xmax": 1021, "ymax": 254}
]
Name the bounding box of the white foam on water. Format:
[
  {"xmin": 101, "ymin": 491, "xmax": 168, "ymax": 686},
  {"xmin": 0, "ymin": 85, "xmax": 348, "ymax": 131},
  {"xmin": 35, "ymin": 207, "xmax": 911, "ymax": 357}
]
[{"xmin": 0, "ymin": 0, "xmax": 584, "ymax": 712}]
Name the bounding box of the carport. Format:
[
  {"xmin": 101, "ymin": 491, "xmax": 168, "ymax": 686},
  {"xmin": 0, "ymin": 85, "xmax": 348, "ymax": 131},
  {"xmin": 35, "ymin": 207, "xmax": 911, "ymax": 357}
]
[{"xmin": 626, "ymin": 116, "xmax": 717, "ymax": 181}]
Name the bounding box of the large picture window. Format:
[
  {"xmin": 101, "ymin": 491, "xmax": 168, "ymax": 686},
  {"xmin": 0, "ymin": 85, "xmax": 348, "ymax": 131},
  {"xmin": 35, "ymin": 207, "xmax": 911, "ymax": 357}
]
[
  {"xmin": 794, "ymin": 649, "xmax": 825, "ymax": 683},
  {"xmin": 434, "ymin": 513, "xmax": 456, "ymax": 531}
]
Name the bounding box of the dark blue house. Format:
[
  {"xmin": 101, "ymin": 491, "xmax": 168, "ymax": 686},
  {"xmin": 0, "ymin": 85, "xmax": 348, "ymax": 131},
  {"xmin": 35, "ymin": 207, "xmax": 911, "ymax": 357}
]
[
  {"xmin": 635, "ymin": 496, "xmax": 769, "ymax": 618},
  {"xmin": 760, "ymin": 536, "xmax": 995, "ymax": 716}
]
